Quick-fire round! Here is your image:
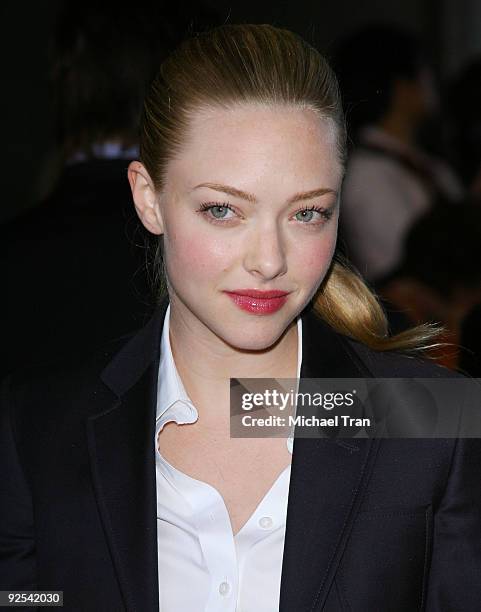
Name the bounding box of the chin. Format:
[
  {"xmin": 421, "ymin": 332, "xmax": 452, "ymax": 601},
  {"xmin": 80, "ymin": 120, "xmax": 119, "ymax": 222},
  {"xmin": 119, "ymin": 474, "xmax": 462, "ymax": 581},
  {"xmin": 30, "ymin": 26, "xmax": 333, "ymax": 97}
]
[{"xmin": 213, "ymin": 317, "xmax": 292, "ymax": 352}]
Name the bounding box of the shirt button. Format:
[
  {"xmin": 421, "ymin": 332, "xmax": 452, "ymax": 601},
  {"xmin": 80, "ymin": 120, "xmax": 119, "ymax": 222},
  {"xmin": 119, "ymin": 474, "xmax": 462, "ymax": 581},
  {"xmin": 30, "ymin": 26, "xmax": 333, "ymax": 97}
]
[
  {"xmin": 259, "ymin": 516, "xmax": 273, "ymax": 529},
  {"xmin": 219, "ymin": 581, "xmax": 230, "ymax": 596}
]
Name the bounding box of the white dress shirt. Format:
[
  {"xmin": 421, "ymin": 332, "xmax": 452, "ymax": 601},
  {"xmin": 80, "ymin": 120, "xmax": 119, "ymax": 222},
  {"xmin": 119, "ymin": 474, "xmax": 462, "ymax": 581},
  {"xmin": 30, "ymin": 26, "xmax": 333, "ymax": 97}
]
[{"xmin": 155, "ymin": 305, "xmax": 302, "ymax": 611}]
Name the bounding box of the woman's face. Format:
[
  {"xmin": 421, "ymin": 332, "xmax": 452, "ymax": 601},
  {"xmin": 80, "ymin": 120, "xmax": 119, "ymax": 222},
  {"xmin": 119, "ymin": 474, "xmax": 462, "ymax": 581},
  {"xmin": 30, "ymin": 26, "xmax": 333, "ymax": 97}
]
[{"xmin": 138, "ymin": 104, "xmax": 342, "ymax": 351}]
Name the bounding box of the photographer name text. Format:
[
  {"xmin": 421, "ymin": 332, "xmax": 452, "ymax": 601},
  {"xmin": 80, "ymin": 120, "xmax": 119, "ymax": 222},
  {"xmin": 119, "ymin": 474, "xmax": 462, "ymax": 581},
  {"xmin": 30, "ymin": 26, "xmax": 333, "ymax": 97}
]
[{"xmin": 241, "ymin": 414, "xmax": 370, "ymax": 427}]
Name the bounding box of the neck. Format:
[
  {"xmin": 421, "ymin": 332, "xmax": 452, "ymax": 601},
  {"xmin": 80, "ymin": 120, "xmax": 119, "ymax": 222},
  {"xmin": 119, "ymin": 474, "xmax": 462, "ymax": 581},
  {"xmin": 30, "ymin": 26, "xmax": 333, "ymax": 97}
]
[{"xmin": 167, "ymin": 299, "xmax": 299, "ymax": 427}]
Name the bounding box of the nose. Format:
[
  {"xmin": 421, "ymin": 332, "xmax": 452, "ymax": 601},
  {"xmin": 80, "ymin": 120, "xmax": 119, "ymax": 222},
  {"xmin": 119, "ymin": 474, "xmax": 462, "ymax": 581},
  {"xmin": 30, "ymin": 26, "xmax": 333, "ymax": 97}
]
[{"xmin": 243, "ymin": 223, "xmax": 288, "ymax": 281}]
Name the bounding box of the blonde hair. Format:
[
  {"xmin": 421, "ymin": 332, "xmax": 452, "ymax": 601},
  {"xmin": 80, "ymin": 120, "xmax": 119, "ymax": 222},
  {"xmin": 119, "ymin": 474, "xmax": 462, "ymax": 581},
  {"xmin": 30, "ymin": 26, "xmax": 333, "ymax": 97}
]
[{"xmin": 139, "ymin": 23, "xmax": 443, "ymax": 355}]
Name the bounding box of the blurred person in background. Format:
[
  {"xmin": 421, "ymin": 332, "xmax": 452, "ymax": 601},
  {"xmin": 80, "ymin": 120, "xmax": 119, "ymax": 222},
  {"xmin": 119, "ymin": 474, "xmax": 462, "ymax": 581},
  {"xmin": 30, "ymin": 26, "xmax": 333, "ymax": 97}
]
[
  {"xmin": 333, "ymin": 25, "xmax": 463, "ymax": 285},
  {"xmin": 1, "ymin": 2, "xmax": 218, "ymax": 376},
  {"xmin": 377, "ymin": 202, "xmax": 481, "ymax": 370}
]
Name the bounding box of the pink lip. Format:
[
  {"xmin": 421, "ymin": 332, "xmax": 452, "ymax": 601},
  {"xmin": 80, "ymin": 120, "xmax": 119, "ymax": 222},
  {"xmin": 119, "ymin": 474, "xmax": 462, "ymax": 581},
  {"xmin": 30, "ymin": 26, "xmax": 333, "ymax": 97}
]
[{"xmin": 224, "ymin": 289, "xmax": 290, "ymax": 314}]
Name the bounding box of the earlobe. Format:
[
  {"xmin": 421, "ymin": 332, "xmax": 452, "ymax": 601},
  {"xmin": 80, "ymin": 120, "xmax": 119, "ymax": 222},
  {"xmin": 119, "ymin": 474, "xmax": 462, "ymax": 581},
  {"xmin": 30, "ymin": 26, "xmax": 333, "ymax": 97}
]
[{"xmin": 127, "ymin": 161, "xmax": 164, "ymax": 235}]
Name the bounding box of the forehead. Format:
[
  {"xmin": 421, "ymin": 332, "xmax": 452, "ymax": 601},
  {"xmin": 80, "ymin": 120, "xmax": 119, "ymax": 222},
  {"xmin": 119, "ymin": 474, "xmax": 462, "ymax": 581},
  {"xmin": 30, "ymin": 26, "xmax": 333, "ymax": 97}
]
[{"xmin": 165, "ymin": 103, "xmax": 343, "ymax": 191}]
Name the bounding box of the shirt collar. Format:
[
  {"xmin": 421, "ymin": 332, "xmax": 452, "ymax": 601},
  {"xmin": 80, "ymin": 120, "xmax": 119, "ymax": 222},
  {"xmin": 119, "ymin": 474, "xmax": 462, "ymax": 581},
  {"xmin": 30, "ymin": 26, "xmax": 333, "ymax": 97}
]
[
  {"xmin": 155, "ymin": 304, "xmax": 303, "ymax": 448},
  {"xmin": 156, "ymin": 304, "xmax": 197, "ymax": 432}
]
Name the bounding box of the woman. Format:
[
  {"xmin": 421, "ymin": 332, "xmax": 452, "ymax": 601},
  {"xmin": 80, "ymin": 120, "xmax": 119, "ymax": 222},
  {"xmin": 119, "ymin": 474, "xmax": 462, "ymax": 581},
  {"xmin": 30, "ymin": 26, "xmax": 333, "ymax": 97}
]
[{"xmin": 1, "ymin": 24, "xmax": 480, "ymax": 611}]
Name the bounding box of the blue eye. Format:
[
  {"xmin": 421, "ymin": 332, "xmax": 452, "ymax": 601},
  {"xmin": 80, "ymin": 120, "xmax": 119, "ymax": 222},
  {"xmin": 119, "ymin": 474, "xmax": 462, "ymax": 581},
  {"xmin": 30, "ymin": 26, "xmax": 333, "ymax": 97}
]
[
  {"xmin": 210, "ymin": 205, "xmax": 230, "ymax": 219},
  {"xmin": 294, "ymin": 207, "xmax": 332, "ymax": 224},
  {"xmin": 198, "ymin": 202, "xmax": 333, "ymax": 226},
  {"xmin": 198, "ymin": 202, "xmax": 237, "ymax": 223},
  {"xmin": 295, "ymin": 209, "xmax": 315, "ymax": 222}
]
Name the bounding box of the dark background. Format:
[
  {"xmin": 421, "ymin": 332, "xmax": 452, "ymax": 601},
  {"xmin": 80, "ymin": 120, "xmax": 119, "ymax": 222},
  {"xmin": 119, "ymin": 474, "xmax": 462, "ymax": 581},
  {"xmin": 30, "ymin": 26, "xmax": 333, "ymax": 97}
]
[{"xmin": 3, "ymin": 0, "xmax": 481, "ymax": 223}]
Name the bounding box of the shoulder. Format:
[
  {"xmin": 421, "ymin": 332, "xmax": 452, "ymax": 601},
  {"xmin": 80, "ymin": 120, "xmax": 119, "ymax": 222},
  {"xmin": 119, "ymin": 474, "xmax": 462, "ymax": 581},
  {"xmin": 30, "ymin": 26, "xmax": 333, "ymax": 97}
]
[
  {"xmin": 1, "ymin": 332, "xmax": 134, "ymax": 430},
  {"xmin": 344, "ymin": 335, "xmax": 463, "ymax": 379},
  {"xmin": 1, "ymin": 299, "xmax": 167, "ymax": 434},
  {"xmin": 301, "ymin": 308, "xmax": 462, "ymax": 380}
]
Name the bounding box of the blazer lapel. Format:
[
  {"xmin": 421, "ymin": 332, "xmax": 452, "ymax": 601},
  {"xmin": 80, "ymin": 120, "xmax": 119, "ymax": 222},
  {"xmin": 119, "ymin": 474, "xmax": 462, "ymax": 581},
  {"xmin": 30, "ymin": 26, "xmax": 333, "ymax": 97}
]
[
  {"xmin": 279, "ymin": 308, "xmax": 382, "ymax": 611},
  {"xmin": 86, "ymin": 297, "xmax": 169, "ymax": 612},
  {"xmin": 87, "ymin": 298, "xmax": 381, "ymax": 611}
]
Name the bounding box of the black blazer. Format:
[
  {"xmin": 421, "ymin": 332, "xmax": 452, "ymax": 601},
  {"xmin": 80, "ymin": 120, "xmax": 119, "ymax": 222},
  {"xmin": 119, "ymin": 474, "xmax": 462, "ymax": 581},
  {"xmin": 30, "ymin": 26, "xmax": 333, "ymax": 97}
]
[{"xmin": 1, "ymin": 298, "xmax": 480, "ymax": 611}]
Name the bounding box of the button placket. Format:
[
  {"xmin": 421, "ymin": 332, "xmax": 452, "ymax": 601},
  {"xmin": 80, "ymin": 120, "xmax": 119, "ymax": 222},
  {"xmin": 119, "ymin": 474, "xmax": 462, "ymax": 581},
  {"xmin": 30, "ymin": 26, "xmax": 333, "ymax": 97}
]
[{"xmin": 218, "ymin": 580, "xmax": 231, "ymax": 596}]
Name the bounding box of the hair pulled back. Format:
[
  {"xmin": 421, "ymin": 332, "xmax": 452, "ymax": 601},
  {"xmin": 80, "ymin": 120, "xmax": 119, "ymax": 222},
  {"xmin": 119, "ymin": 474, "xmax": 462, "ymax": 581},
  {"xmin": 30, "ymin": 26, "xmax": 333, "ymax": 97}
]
[{"xmin": 139, "ymin": 23, "xmax": 442, "ymax": 354}]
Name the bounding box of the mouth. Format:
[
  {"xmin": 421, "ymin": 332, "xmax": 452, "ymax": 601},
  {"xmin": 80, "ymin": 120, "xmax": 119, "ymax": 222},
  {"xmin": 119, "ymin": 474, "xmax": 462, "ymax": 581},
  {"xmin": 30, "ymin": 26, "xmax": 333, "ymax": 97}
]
[{"xmin": 223, "ymin": 289, "xmax": 290, "ymax": 315}]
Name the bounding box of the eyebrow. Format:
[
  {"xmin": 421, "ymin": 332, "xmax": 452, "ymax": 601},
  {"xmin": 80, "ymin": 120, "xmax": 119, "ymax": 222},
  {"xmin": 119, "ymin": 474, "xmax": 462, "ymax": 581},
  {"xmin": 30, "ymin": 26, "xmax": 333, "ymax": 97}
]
[{"xmin": 192, "ymin": 182, "xmax": 337, "ymax": 205}]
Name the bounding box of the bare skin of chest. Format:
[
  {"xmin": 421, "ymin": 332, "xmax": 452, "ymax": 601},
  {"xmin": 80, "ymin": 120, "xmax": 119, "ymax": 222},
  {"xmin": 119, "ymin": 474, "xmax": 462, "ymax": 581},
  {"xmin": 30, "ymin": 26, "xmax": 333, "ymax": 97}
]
[{"xmin": 157, "ymin": 421, "xmax": 292, "ymax": 536}]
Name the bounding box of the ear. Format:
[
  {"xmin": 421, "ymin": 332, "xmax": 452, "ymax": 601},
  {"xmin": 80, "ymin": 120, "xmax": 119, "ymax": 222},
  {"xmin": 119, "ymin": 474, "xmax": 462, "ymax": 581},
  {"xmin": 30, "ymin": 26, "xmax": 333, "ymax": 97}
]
[{"xmin": 127, "ymin": 161, "xmax": 164, "ymax": 235}]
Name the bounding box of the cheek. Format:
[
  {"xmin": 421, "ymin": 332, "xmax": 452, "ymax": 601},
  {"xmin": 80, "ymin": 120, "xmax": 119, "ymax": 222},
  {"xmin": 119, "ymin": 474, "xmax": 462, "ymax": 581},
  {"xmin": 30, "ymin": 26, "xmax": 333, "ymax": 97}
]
[
  {"xmin": 292, "ymin": 230, "xmax": 337, "ymax": 282},
  {"xmin": 165, "ymin": 224, "xmax": 236, "ymax": 281}
]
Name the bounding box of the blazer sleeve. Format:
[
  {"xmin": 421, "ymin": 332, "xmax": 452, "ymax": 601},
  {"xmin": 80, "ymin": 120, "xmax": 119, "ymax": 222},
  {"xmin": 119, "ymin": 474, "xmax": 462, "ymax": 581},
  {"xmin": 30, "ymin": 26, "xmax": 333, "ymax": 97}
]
[
  {"xmin": 0, "ymin": 376, "xmax": 37, "ymax": 590},
  {"xmin": 425, "ymin": 437, "xmax": 481, "ymax": 610}
]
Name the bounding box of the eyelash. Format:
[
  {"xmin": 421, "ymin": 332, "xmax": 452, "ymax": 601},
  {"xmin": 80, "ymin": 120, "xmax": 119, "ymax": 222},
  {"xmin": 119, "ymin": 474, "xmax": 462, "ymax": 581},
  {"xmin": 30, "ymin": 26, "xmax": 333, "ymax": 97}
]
[{"xmin": 197, "ymin": 202, "xmax": 334, "ymax": 226}]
